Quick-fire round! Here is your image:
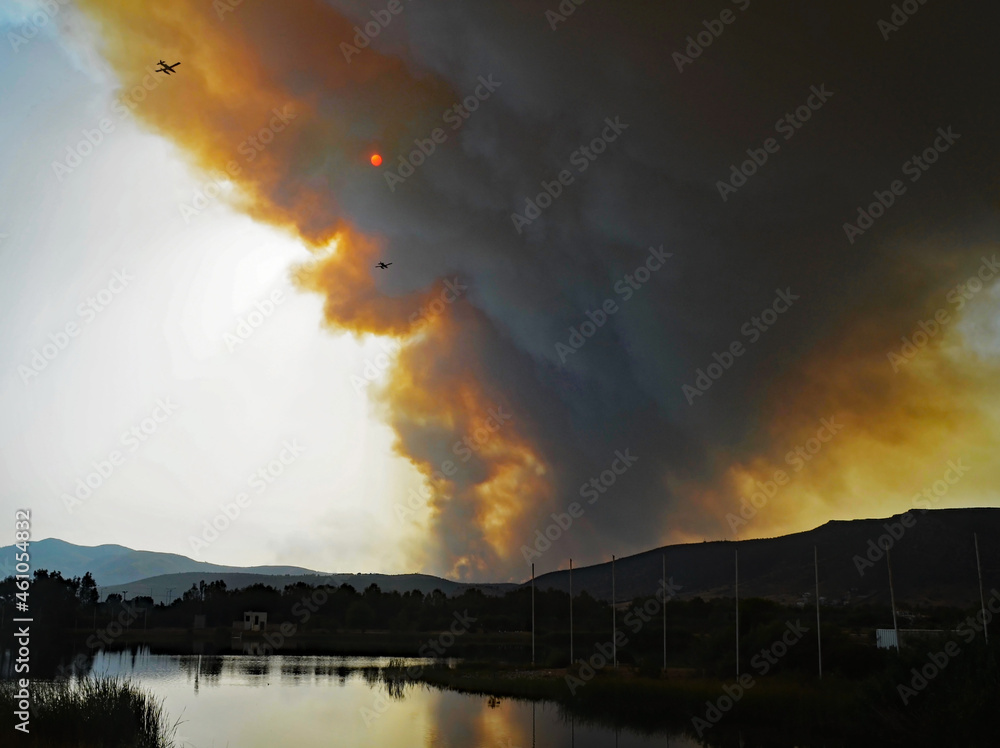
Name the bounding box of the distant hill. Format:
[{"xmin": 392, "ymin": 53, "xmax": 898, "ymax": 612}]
[
  {"xmin": 0, "ymin": 538, "xmax": 322, "ymax": 587},
  {"xmin": 530, "ymin": 508, "xmax": 1000, "ymax": 608},
  {"xmin": 0, "ymin": 538, "xmax": 516, "ymax": 603},
  {"xmin": 7, "ymin": 509, "xmax": 999, "ymax": 607},
  {"xmin": 100, "ymin": 572, "xmax": 516, "ymax": 604}
]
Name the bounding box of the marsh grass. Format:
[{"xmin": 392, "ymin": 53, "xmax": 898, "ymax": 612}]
[{"xmin": 0, "ymin": 675, "xmax": 180, "ymax": 748}]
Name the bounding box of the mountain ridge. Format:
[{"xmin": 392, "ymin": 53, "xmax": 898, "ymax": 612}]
[{"xmin": 7, "ymin": 508, "xmax": 1000, "ymax": 606}]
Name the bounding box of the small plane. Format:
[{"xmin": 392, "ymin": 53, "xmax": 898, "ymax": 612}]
[
  {"xmin": 375, "ymin": 262, "xmax": 392, "ymax": 269},
  {"xmin": 156, "ymin": 60, "xmax": 181, "ymax": 75}
]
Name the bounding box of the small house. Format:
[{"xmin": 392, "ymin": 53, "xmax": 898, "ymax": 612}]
[{"xmin": 243, "ymin": 611, "xmax": 268, "ymax": 631}]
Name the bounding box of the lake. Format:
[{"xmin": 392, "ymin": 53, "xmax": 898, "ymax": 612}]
[{"xmin": 71, "ymin": 649, "xmax": 695, "ymax": 747}]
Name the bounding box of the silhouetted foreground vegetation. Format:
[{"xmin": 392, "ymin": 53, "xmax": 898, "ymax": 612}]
[
  {"xmin": 1, "ymin": 567, "xmax": 994, "ymax": 673},
  {"xmin": 4, "ymin": 569, "xmax": 1000, "ymax": 745},
  {"xmin": 0, "ymin": 676, "xmax": 179, "ymax": 748},
  {"xmin": 360, "ymin": 642, "xmax": 1000, "ymax": 748}
]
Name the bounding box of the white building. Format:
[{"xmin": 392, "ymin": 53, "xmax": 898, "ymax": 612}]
[{"xmin": 243, "ymin": 611, "xmax": 268, "ymax": 631}]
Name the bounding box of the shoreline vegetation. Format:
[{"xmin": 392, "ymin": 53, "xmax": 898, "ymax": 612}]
[
  {"xmin": 364, "ymin": 653, "xmax": 998, "ymax": 747},
  {"xmin": 4, "ymin": 569, "xmax": 1000, "ymax": 745},
  {"xmin": 2, "ymin": 641, "xmax": 997, "ymax": 746},
  {"xmin": 0, "ymin": 676, "xmax": 180, "ymax": 748}
]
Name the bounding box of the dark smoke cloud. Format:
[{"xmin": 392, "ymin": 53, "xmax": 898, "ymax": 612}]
[{"xmin": 79, "ymin": 0, "xmax": 1000, "ymax": 578}]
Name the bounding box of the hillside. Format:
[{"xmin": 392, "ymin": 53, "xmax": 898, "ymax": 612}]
[
  {"xmin": 531, "ymin": 508, "xmax": 1000, "ymax": 608},
  {"xmin": 0, "ymin": 538, "xmax": 516, "ymax": 602},
  {"xmin": 0, "ymin": 538, "xmax": 321, "ymax": 587},
  {"xmin": 7, "ymin": 509, "xmax": 1000, "ymax": 607},
  {"xmin": 99, "ymin": 572, "xmax": 516, "ymax": 603}
]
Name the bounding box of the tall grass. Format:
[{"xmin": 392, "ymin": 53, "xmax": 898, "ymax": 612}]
[{"xmin": 0, "ymin": 675, "xmax": 180, "ymax": 748}]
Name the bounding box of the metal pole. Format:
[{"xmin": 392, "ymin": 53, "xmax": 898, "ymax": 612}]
[
  {"xmin": 569, "ymin": 558, "xmax": 573, "ymax": 665},
  {"xmin": 612, "ymin": 555, "xmax": 616, "ymax": 669},
  {"xmin": 735, "ymin": 549, "xmax": 739, "ymax": 677},
  {"xmin": 814, "ymin": 546, "xmax": 822, "ymax": 679},
  {"xmin": 975, "ymin": 533, "xmax": 988, "ymax": 644},
  {"xmin": 887, "ymin": 549, "xmax": 900, "ymax": 653},
  {"xmin": 531, "ymin": 563, "xmax": 535, "ymax": 666},
  {"xmin": 663, "ymin": 553, "xmax": 667, "ymax": 672}
]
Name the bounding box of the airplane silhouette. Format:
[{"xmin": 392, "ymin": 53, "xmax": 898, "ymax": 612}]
[
  {"xmin": 375, "ymin": 262, "xmax": 392, "ymax": 269},
  {"xmin": 156, "ymin": 60, "xmax": 181, "ymax": 75}
]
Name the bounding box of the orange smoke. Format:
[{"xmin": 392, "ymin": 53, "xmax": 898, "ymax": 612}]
[
  {"xmin": 668, "ymin": 246, "xmax": 1000, "ymax": 543},
  {"xmin": 76, "ymin": 0, "xmax": 450, "ymax": 244},
  {"xmin": 76, "ymin": 0, "xmax": 549, "ymax": 577}
]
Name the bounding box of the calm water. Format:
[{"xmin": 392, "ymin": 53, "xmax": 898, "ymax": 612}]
[{"xmin": 76, "ymin": 649, "xmax": 695, "ymax": 748}]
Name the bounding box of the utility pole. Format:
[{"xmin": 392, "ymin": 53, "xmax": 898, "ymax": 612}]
[
  {"xmin": 569, "ymin": 558, "xmax": 574, "ymax": 666},
  {"xmin": 531, "ymin": 562, "xmax": 535, "ymax": 666},
  {"xmin": 814, "ymin": 546, "xmax": 822, "ymax": 679},
  {"xmin": 662, "ymin": 553, "xmax": 667, "ymax": 672},
  {"xmin": 735, "ymin": 549, "xmax": 740, "ymax": 677},
  {"xmin": 612, "ymin": 555, "xmax": 617, "ymax": 669},
  {"xmin": 887, "ymin": 549, "xmax": 900, "ymax": 653},
  {"xmin": 975, "ymin": 533, "xmax": 989, "ymax": 644}
]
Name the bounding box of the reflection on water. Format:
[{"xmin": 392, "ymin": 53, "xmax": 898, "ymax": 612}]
[{"xmin": 76, "ymin": 649, "xmax": 694, "ymax": 748}]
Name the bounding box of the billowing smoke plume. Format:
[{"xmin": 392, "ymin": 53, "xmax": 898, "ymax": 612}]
[{"xmin": 76, "ymin": 0, "xmax": 1000, "ymax": 578}]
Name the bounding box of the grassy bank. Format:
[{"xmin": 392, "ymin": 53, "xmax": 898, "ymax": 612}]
[
  {"xmin": 0, "ymin": 676, "xmax": 179, "ymax": 748},
  {"xmin": 369, "ymin": 659, "xmax": 994, "ymax": 747},
  {"xmin": 397, "ymin": 662, "xmax": 856, "ymax": 739}
]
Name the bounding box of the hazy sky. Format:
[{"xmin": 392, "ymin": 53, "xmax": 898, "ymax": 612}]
[
  {"xmin": 0, "ymin": 0, "xmax": 428, "ymax": 576},
  {"xmin": 1, "ymin": 0, "xmax": 999, "ymax": 582}
]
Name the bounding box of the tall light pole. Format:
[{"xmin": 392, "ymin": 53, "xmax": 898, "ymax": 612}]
[
  {"xmin": 814, "ymin": 546, "xmax": 822, "ymax": 679},
  {"xmin": 887, "ymin": 549, "xmax": 900, "ymax": 653},
  {"xmin": 612, "ymin": 555, "xmax": 617, "ymax": 669},
  {"xmin": 569, "ymin": 558, "xmax": 574, "ymax": 666},
  {"xmin": 735, "ymin": 549, "xmax": 739, "ymax": 677},
  {"xmin": 662, "ymin": 553, "xmax": 667, "ymax": 672},
  {"xmin": 975, "ymin": 533, "xmax": 989, "ymax": 644},
  {"xmin": 531, "ymin": 563, "xmax": 535, "ymax": 666}
]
